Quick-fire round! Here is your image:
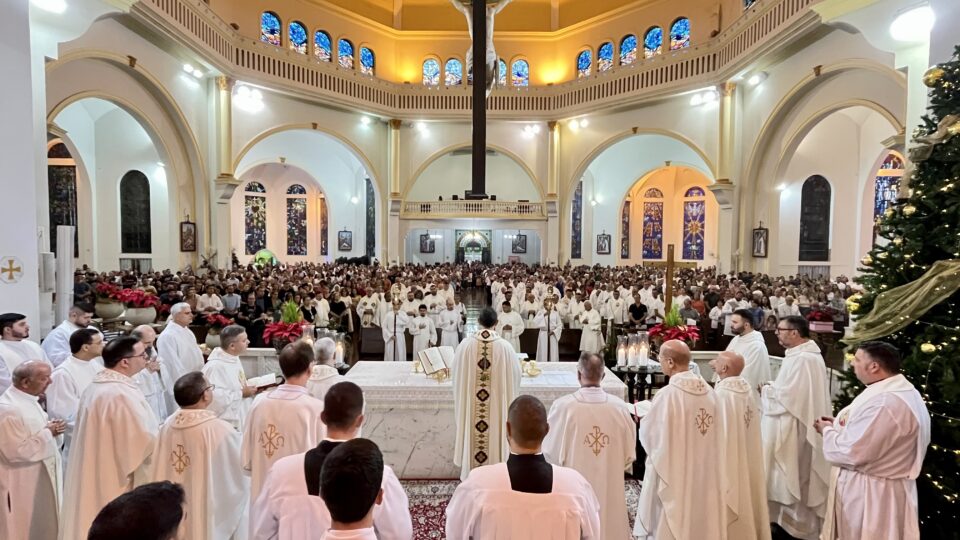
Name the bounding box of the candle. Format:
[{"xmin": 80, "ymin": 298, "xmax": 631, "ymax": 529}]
[
  {"xmin": 335, "ymin": 343, "xmax": 344, "ymax": 365},
  {"xmin": 638, "ymin": 344, "xmax": 649, "ymax": 367},
  {"xmin": 627, "ymin": 345, "xmax": 638, "ymax": 367},
  {"xmin": 617, "ymin": 346, "xmax": 626, "ymax": 366}
]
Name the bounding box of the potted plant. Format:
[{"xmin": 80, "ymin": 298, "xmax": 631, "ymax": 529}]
[
  {"xmin": 648, "ymin": 305, "xmax": 701, "ymax": 349},
  {"xmin": 94, "ymin": 283, "xmax": 124, "ymax": 319},
  {"xmin": 806, "ymin": 306, "xmax": 836, "ymax": 333},
  {"xmin": 204, "ymin": 313, "xmax": 234, "ymax": 348},
  {"xmin": 263, "ymin": 301, "xmax": 304, "ymax": 353},
  {"xmin": 117, "ymin": 288, "xmax": 161, "ymax": 326}
]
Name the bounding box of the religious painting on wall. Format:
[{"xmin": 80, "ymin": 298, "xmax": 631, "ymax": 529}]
[
  {"xmin": 620, "ymin": 200, "xmax": 630, "ymax": 259},
  {"xmin": 642, "ymin": 201, "xmax": 663, "ymax": 259},
  {"xmin": 752, "ymin": 225, "xmax": 768, "ymax": 258},
  {"xmin": 512, "ymin": 234, "xmax": 527, "ymax": 254},
  {"xmin": 571, "ymin": 181, "xmax": 583, "ymax": 259},
  {"xmin": 338, "ymin": 230, "xmax": 353, "ymax": 251},
  {"xmin": 180, "ymin": 221, "xmax": 196, "ymax": 252},
  {"xmin": 596, "ymin": 233, "xmax": 611, "ymax": 255},
  {"xmin": 420, "ymin": 234, "xmax": 435, "ymax": 253}
]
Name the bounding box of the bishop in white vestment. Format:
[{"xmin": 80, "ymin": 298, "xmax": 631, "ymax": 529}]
[
  {"xmin": 578, "ymin": 302, "xmax": 603, "ymax": 355},
  {"xmin": 46, "ymin": 328, "xmax": 104, "ymax": 462},
  {"xmin": 202, "ymin": 325, "xmax": 257, "ymax": 431},
  {"xmin": 439, "ymin": 301, "xmax": 462, "ymax": 348},
  {"xmin": 381, "ymin": 302, "xmax": 409, "ymax": 362},
  {"xmin": 157, "ymin": 303, "xmax": 204, "ymax": 404},
  {"xmin": 40, "ymin": 305, "xmax": 95, "ymax": 367},
  {"xmin": 408, "ymin": 306, "xmax": 438, "ymax": 359},
  {"xmin": 495, "ymin": 302, "xmax": 525, "ymax": 354},
  {"xmin": 724, "ymin": 310, "xmax": 772, "ymax": 391},
  {"xmin": 534, "ymin": 304, "xmax": 562, "ymax": 362}
]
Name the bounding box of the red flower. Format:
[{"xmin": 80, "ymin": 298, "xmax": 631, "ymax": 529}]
[
  {"xmin": 116, "ymin": 288, "xmax": 161, "ymax": 308},
  {"xmin": 649, "ymin": 323, "xmax": 700, "ymax": 344},
  {"xmin": 806, "ymin": 310, "xmax": 833, "ymax": 322},
  {"xmin": 95, "ymin": 283, "xmax": 121, "ymax": 301},
  {"xmin": 262, "ymin": 322, "xmax": 304, "ymax": 344},
  {"xmin": 205, "ymin": 313, "xmax": 235, "ymax": 329}
]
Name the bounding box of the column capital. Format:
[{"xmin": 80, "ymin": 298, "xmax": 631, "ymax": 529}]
[
  {"xmin": 721, "ymin": 81, "xmax": 737, "ymax": 97},
  {"xmin": 389, "ymin": 119, "xmax": 403, "ymax": 130},
  {"xmin": 214, "ymin": 173, "xmax": 241, "ymax": 203},
  {"xmin": 216, "ymin": 76, "xmax": 235, "ymax": 92},
  {"xmin": 547, "ymin": 120, "xmax": 558, "ymax": 131}
]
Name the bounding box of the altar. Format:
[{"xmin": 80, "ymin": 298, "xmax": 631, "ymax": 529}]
[{"xmin": 345, "ymin": 361, "xmax": 628, "ymax": 479}]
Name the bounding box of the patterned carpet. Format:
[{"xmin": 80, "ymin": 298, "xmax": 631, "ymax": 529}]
[{"xmin": 402, "ymin": 478, "xmax": 642, "ymax": 539}]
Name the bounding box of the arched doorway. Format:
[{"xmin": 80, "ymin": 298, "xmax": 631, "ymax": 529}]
[{"xmin": 455, "ymin": 230, "xmax": 491, "ymax": 263}]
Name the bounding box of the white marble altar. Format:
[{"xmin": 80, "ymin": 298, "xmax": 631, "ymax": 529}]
[{"xmin": 345, "ymin": 361, "xmax": 628, "ymax": 479}]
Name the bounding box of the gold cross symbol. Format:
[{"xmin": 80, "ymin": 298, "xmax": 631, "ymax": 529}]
[
  {"xmin": 0, "ymin": 259, "xmax": 22, "ymax": 282},
  {"xmin": 695, "ymin": 408, "xmax": 714, "ymax": 436},
  {"xmin": 583, "ymin": 425, "xmax": 610, "ymax": 456},
  {"xmin": 170, "ymin": 444, "xmax": 190, "ymax": 475},
  {"xmin": 259, "ymin": 424, "xmax": 285, "ymax": 458}
]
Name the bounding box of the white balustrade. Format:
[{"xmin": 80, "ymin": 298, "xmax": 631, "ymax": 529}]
[{"xmin": 400, "ymin": 199, "xmax": 546, "ymax": 218}]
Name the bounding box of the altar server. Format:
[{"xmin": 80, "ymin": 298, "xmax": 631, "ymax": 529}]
[
  {"xmin": 711, "ymin": 351, "xmax": 771, "ymax": 540},
  {"xmin": 151, "ymin": 372, "xmax": 248, "ymax": 540},
  {"xmin": 446, "ymin": 395, "xmax": 601, "ymax": 539},
  {"xmin": 41, "ymin": 305, "xmax": 94, "ymax": 367},
  {"xmin": 60, "ymin": 336, "xmax": 159, "ymax": 540},
  {"xmin": 242, "ymin": 342, "xmax": 325, "ymax": 510},
  {"xmin": 0, "ymin": 362, "xmax": 64, "ymax": 540},
  {"xmin": 157, "ymin": 303, "xmax": 204, "ymax": 404},
  {"xmin": 543, "ymin": 353, "xmax": 635, "ymax": 540},
  {"xmin": 451, "ymin": 308, "xmax": 521, "ymax": 481},
  {"xmin": 569, "ymin": 292, "xmax": 585, "ymax": 329},
  {"xmin": 307, "ymin": 337, "xmax": 346, "ymax": 402},
  {"xmin": 816, "ymin": 341, "xmax": 930, "ymax": 540},
  {"xmin": 251, "ymin": 382, "xmax": 411, "ymax": 540},
  {"xmin": 424, "ymin": 286, "xmax": 445, "ymax": 326},
  {"xmin": 203, "ymin": 324, "xmax": 257, "ymax": 431},
  {"xmin": 534, "ymin": 300, "xmax": 562, "ymax": 362},
  {"xmin": 520, "ymin": 293, "xmax": 541, "ymax": 328},
  {"xmin": 47, "ymin": 328, "xmax": 103, "ymax": 461},
  {"xmin": 131, "ymin": 325, "xmax": 169, "ymax": 421},
  {"xmin": 496, "ymin": 301, "xmax": 525, "ymax": 354},
  {"xmin": 382, "ymin": 300, "xmax": 409, "ymax": 362},
  {"xmin": 578, "ymin": 301, "xmax": 603, "ymax": 355},
  {"xmin": 0, "ymin": 313, "xmax": 50, "ymax": 394},
  {"xmin": 408, "ymin": 305, "xmax": 438, "ymax": 359},
  {"xmin": 761, "ymin": 316, "xmax": 831, "ymax": 540},
  {"xmin": 634, "ymin": 340, "xmax": 723, "ymax": 539},
  {"xmin": 438, "ymin": 299, "xmax": 462, "ymax": 348},
  {"xmin": 606, "ymin": 289, "xmax": 627, "ymax": 326},
  {"xmin": 725, "ymin": 309, "xmax": 772, "ymax": 392}
]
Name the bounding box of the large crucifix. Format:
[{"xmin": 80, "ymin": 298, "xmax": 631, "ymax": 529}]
[{"xmin": 450, "ymin": 0, "xmax": 513, "ymax": 199}]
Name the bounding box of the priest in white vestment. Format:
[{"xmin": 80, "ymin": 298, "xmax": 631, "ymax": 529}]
[
  {"xmin": 0, "ymin": 313, "xmax": 51, "ymax": 395},
  {"xmin": 724, "ymin": 309, "xmax": 772, "ymax": 392},
  {"xmin": 46, "ymin": 328, "xmax": 104, "ymax": 462},
  {"xmin": 521, "ymin": 294, "xmax": 541, "ymax": 328},
  {"xmin": 40, "ymin": 305, "xmax": 95, "ymax": 367},
  {"xmin": 381, "ymin": 300, "xmax": 409, "ymax": 362},
  {"xmin": 439, "ymin": 299, "xmax": 462, "ymax": 348},
  {"xmin": 760, "ymin": 316, "xmax": 831, "ymax": 540},
  {"xmin": 542, "ymin": 352, "xmax": 635, "ymax": 540},
  {"xmin": 569, "ymin": 293, "xmax": 586, "ymax": 329},
  {"xmin": 356, "ymin": 293, "xmax": 379, "ymax": 328},
  {"xmin": 151, "ymin": 372, "xmax": 248, "ymax": 540},
  {"xmin": 307, "ymin": 337, "xmax": 347, "ymax": 401},
  {"xmin": 157, "ymin": 303, "xmax": 204, "ymax": 405},
  {"xmin": 131, "ymin": 325, "xmax": 169, "ymax": 421},
  {"xmin": 408, "ymin": 305, "xmax": 438, "ymax": 360},
  {"xmin": 711, "ymin": 351, "xmax": 771, "ymax": 540},
  {"xmin": 496, "ymin": 302, "xmax": 525, "ymax": 354},
  {"xmin": 0, "ymin": 362, "xmax": 65, "ymax": 540},
  {"xmin": 452, "ymin": 308, "xmax": 522, "ymax": 480},
  {"xmin": 446, "ymin": 395, "xmax": 601, "ymax": 539},
  {"xmin": 242, "ymin": 342, "xmax": 326, "ymax": 512},
  {"xmin": 60, "ymin": 336, "xmax": 159, "ymax": 540},
  {"xmin": 634, "ymin": 340, "xmax": 724, "ymax": 539},
  {"xmin": 816, "ymin": 341, "xmax": 930, "ymax": 540},
  {"xmin": 534, "ymin": 301, "xmax": 562, "ymax": 362},
  {"xmin": 578, "ymin": 302, "xmax": 603, "ymax": 355},
  {"xmin": 251, "ymin": 381, "xmax": 412, "ymax": 540},
  {"xmin": 202, "ymin": 325, "xmax": 257, "ymax": 431}
]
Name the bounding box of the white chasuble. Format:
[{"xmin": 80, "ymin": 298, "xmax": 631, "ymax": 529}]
[
  {"xmin": 306, "ymin": 365, "xmax": 347, "ymax": 402},
  {"xmin": 408, "ymin": 315, "xmax": 437, "ymax": 359},
  {"xmin": 542, "ymin": 387, "xmax": 636, "ymax": 540},
  {"xmin": 578, "ymin": 310, "xmax": 603, "ymax": 354},
  {"xmin": 724, "ymin": 330, "xmax": 772, "ymax": 391},
  {"xmin": 634, "ymin": 371, "xmax": 724, "ymax": 540},
  {"xmin": 0, "ymin": 340, "xmax": 50, "ymax": 394},
  {"xmin": 0, "ymin": 386, "xmax": 62, "ymax": 540},
  {"xmin": 451, "ymin": 329, "xmax": 521, "ymax": 480},
  {"xmin": 381, "ymin": 311, "xmax": 409, "ymax": 362},
  {"xmin": 40, "ymin": 321, "xmax": 85, "ymax": 367},
  {"xmin": 151, "ymin": 409, "xmax": 248, "ymax": 540},
  {"xmin": 202, "ymin": 348, "xmax": 254, "ymax": 431},
  {"xmin": 715, "ymin": 377, "xmax": 771, "ymax": 540},
  {"xmin": 439, "ymin": 309, "xmax": 462, "ymax": 348},
  {"xmin": 495, "ymin": 310, "xmax": 525, "ymax": 354},
  {"xmin": 820, "ymin": 374, "xmax": 929, "ymax": 540},
  {"xmin": 157, "ymin": 323, "xmax": 204, "ymax": 402},
  {"xmin": 60, "ymin": 369, "xmax": 159, "ymax": 540},
  {"xmin": 47, "ymin": 356, "xmax": 103, "ymax": 462},
  {"xmin": 533, "ymin": 310, "xmax": 562, "ymax": 362}
]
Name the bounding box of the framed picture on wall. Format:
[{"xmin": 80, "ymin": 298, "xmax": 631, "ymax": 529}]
[
  {"xmin": 338, "ymin": 230, "xmax": 353, "ymax": 252},
  {"xmin": 511, "ymin": 234, "xmax": 527, "ymax": 254},
  {"xmin": 752, "ymin": 226, "xmax": 769, "ymax": 258},
  {"xmin": 596, "ymin": 233, "xmax": 612, "ymax": 255},
  {"xmin": 420, "ymin": 234, "xmax": 435, "ymax": 253},
  {"xmin": 179, "ymin": 221, "xmax": 196, "ymax": 252}
]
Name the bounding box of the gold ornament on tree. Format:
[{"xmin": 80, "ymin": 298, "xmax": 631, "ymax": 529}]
[
  {"xmin": 903, "ymin": 204, "xmax": 918, "ymax": 216},
  {"xmin": 921, "ymin": 342, "xmax": 937, "ymax": 354},
  {"xmin": 861, "ymin": 254, "xmax": 873, "ymax": 265},
  {"xmin": 893, "ymin": 237, "xmax": 903, "ymax": 245},
  {"xmin": 884, "ymin": 207, "xmax": 896, "ymax": 218},
  {"xmin": 877, "ymin": 251, "xmax": 889, "ymax": 260},
  {"xmin": 922, "ymin": 66, "xmax": 945, "ymax": 87}
]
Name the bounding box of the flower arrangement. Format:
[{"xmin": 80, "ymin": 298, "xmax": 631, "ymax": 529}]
[
  {"xmin": 205, "ymin": 313, "xmax": 234, "ymax": 330},
  {"xmin": 95, "ymin": 283, "xmax": 121, "ymax": 302},
  {"xmin": 649, "ymin": 305, "xmax": 700, "ymax": 344},
  {"xmin": 805, "ymin": 308, "xmax": 835, "ymax": 322},
  {"xmin": 263, "ymin": 301, "xmax": 304, "ymax": 351},
  {"xmin": 116, "ymin": 288, "xmax": 162, "ymax": 309}
]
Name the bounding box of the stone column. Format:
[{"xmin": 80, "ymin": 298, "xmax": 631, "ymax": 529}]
[
  {"xmin": 213, "ymin": 76, "xmax": 239, "ymax": 267},
  {"xmin": 714, "ymin": 82, "xmax": 739, "ymax": 272},
  {"xmin": 387, "ymin": 120, "xmax": 403, "ymax": 263}
]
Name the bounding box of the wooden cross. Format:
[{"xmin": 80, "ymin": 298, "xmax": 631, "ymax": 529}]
[
  {"xmin": 470, "ymin": 0, "xmax": 487, "ymax": 199},
  {"xmin": 1, "ymin": 260, "xmax": 22, "ymax": 281},
  {"xmin": 663, "ymin": 244, "xmax": 675, "ymax": 314}
]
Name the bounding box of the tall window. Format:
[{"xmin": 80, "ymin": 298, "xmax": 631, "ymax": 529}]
[
  {"xmin": 598, "ymin": 42, "xmax": 614, "ymax": 72},
  {"xmin": 288, "ymin": 21, "xmax": 307, "ymax": 54},
  {"xmin": 577, "ymin": 50, "xmax": 592, "ymax": 78},
  {"xmin": 642, "ymin": 188, "xmax": 664, "ymax": 259},
  {"xmin": 320, "ymin": 195, "xmax": 329, "ymax": 256},
  {"xmin": 47, "ymin": 142, "xmax": 78, "ymax": 257},
  {"xmin": 120, "ymin": 171, "xmax": 152, "ymax": 254},
  {"xmin": 873, "ymin": 152, "xmax": 904, "ymax": 240},
  {"xmin": 744, "ymin": 0, "xmax": 757, "ymax": 7},
  {"xmin": 338, "ymin": 39, "xmax": 354, "ymax": 69},
  {"xmin": 682, "ymin": 187, "xmax": 706, "ymax": 260},
  {"xmin": 571, "ymin": 181, "xmax": 583, "ymax": 259},
  {"xmin": 620, "ymin": 200, "xmax": 631, "ymax": 259},
  {"xmin": 360, "ymin": 47, "xmax": 375, "ymax": 75},
  {"xmin": 445, "ymin": 58, "xmax": 463, "ymax": 86},
  {"xmin": 260, "ymin": 12, "xmax": 281, "ymax": 46},
  {"xmin": 365, "ymin": 178, "xmax": 376, "ymax": 258},
  {"xmin": 799, "ymin": 175, "xmax": 831, "ymax": 261},
  {"xmin": 423, "ymin": 59, "xmax": 440, "ymax": 86},
  {"xmin": 620, "ymin": 35, "xmax": 637, "ymax": 65},
  {"xmin": 511, "ymin": 59, "xmax": 529, "ymax": 87},
  {"xmin": 314, "ymin": 31, "xmax": 332, "ymax": 61},
  {"xmin": 286, "ymin": 184, "xmax": 307, "ymax": 256},
  {"xmin": 670, "ymin": 18, "xmax": 691, "ymax": 50},
  {"xmin": 644, "ymin": 27, "xmax": 663, "ymax": 58},
  {"xmin": 245, "ymin": 181, "xmax": 267, "ymax": 255},
  {"xmin": 498, "ymin": 59, "xmax": 507, "ymax": 86}
]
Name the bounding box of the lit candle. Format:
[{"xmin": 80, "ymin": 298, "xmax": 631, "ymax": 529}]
[
  {"xmin": 627, "ymin": 345, "xmax": 638, "ymax": 367},
  {"xmin": 617, "ymin": 346, "xmax": 626, "ymax": 366},
  {"xmin": 638, "ymin": 343, "xmax": 650, "ymax": 367},
  {"xmin": 335, "ymin": 342, "xmax": 344, "ymax": 364}
]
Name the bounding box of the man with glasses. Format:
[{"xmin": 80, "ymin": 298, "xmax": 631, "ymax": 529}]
[
  {"xmin": 47, "ymin": 328, "xmax": 104, "ymax": 461},
  {"xmin": 761, "ymin": 316, "xmax": 831, "ymax": 540},
  {"xmin": 157, "ymin": 302, "xmax": 204, "ymax": 407},
  {"xmin": 131, "ymin": 325, "xmax": 169, "ymax": 421}
]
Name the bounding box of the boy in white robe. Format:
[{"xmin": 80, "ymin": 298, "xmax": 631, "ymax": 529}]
[
  {"xmin": 157, "ymin": 303, "xmax": 204, "ymax": 405},
  {"xmin": 0, "ymin": 362, "xmax": 65, "ymax": 540},
  {"xmin": 318, "ymin": 439, "xmax": 388, "ymax": 540},
  {"xmin": 578, "ymin": 301, "xmax": 603, "ymax": 355},
  {"xmin": 40, "ymin": 305, "xmax": 94, "ymax": 367},
  {"xmin": 439, "ymin": 299, "xmax": 462, "ymax": 348},
  {"xmin": 307, "ymin": 337, "xmax": 347, "ymax": 402},
  {"xmin": 724, "ymin": 309, "xmax": 772, "ymax": 392},
  {"xmin": 0, "ymin": 313, "xmax": 51, "ymax": 395},
  {"xmin": 815, "ymin": 341, "xmax": 930, "ymax": 540},
  {"xmin": 543, "ymin": 353, "xmax": 635, "ymax": 540},
  {"xmin": 534, "ymin": 301, "xmax": 562, "ymax": 362},
  {"xmin": 446, "ymin": 395, "xmax": 602, "ymax": 539},
  {"xmin": 202, "ymin": 325, "xmax": 257, "ymax": 431},
  {"xmin": 151, "ymin": 372, "xmax": 248, "ymax": 540},
  {"xmin": 496, "ymin": 302, "xmax": 525, "ymax": 354},
  {"xmin": 569, "ymin": 293, "xmax": 585, "ymax": 329},
  {"xmin": 408, "ymin": 305, "xmax": 438, "ymax": 359},
  {"xmin": 381, "ymin": 300, "xmax": 409, "ymax": 362},
  {"xmin": 521, "ymin": 293, "xmax": 541, "ymax": 328},
  {"xmin": 131, "ymin": 325, "xmax": 169, "ymax": 421},
  {"xmin": 47, "ymin": 329, "xmax": 104, "ymax": 461}
]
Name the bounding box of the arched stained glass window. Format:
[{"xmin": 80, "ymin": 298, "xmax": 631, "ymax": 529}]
[
  {"xmin": 642, "ymin": 188, "xmax": 663, "ymax": 259},
  {"xmin": 286, "ymin": 184, "xmax": 307, "ymax": 195},
  {"xmin": 577, "ymin": 50, "xmax": 592, "ymax": 78},
  {"xmin": 47, "ymin": 142, "xmax": 78, "ymax": 257},
  {"xmin": 620, "ymin": 200, "xmax": 631, "ymax": 259},
  {"xmin": 682, "ymin": 186, "xmax": 705, "ymax": 260},
  {"xmin": 260, "ymin": 12, "xmax": 281, "ymax": 46},
  {"xmin": 670, "ymin": 18, "xmax": 691, "ymax": 50},
  {"xmin": 498, "ymin": 58, "xmax": 507, "ymax": 87},
  {"xmin": 246, "ymin": 181, "xmax": 266, "ymax": 193},
  {"xmin": 360, "ymin": 47, "xmax": 375, "ymax": 75},
  {"xmin": 598, "ymin": 42, "xmax": 614, "ymax": 72},
  {"xmin": 445, "ymin": 59, "xmax": 463, "ymax": 86},
  {"xmin": 289, "ymin": 21, "xmax": 307, "ymax": 54},
  {"xmin": 644, "ymin": 188, "xmax": 664, "ymax": 198},
  {"xmin": 320, "ymin": 195, "xmax": 329, "ymax": 256},
  {"xmin": 120, "ymin": 171, "xmax": 152, "ymax": 254},
  {"xmin": 423, "ymin": 59, "xmax": 440, "ymax": 86},
  {"xmin": 799, "ymin": 175, "xmax": 831, "ymax": 261},
  {"xmin": 511, "ymin": 59, "xmax": 529, "ymax": 87},
  {"xmin": 873, "ymin": 152, "xmax": 904, "ymax": 240},
  {"xmin": 620, "ymin": 35, "xmax": 637, "ymax": 65},
  {"xmin": 314, "ymin": 31, "xmax": 332, "ymax": 61},
  {"xmin": 571, "ymin": 181, "xmax": 583, "ymax": 259},
  {"xmin": 338, "ymin": 39, "xmax": 354, "ymax": 69},
  {"xmin": 644, "ymin": 27, "xmax": 662, "ymax": 58},
  {"xmin": 365, "ymin": 178, "xmax": 376, "ymax": 258},
  {"xmin": 286, "ymin": 184, "xmax": 307, "ymax": 256},
  {"xmin": 684, "ymin": 186, "xmax": 705, "ymax": 197},
  {"xmin": 744, "ymin": 0, "xmax": 757, "ymax": 7},
  {"xmin": 245, "ymin": 182, "xmax": 267, "ymax": 255}
]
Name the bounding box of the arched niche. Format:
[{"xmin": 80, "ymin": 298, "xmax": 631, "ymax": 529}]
[{"xmin": 406, "ymin": 146, "xmax": 541, "ymax": 202}]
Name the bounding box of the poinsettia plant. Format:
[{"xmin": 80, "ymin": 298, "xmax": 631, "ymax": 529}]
[
  {"xmin": 263, "ymin": 300, "xmax": 305, "ymax": 351},
  {"xmin": 95, "ymin": 283, "xmax": 121, "ymax": 302},
  {"xmin": 805, "ymin": 308, "xmax": 835, "ymax": 322},
  {"xmin": 205, "ymin": 313, "xmax": 234, "ymax": 330},
  {"xmin": 649, "ymin": 305, "xmax": 700, "ymax": 344},
  {"xmin": 116, "ymin": 288, "xmax": 162, "ymax": 309}
]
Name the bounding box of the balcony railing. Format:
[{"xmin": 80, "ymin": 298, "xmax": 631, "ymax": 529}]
[{"xmin": 401, "ymin": 200, "xmax": 546, "ymax": 219}]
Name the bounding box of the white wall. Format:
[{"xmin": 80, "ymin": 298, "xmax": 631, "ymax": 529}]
[
  {"xmin": 404, "ymin": 228, "xmax": 542, "ymax": 265},
  {"xmin": 407, "ymin": 150, "xmax": 541, "ymax": 201}
]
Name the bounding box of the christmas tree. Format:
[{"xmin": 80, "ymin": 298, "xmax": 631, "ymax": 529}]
[{"xmin": 839, "ymin": 46, "xmax": 960, "ymax": 538}]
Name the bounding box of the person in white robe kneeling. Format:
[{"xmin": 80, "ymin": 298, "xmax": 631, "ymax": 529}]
[
  {"xmin": 151, "ymin": 372, "xmax": 248, "ymax": 540},
  {"xmin": 578, "ymin": 301, "xmax": 603, "ymax": 355},
  {"xmin": 496, "ymin": 301, "xmax": 525, "ymax": 355},
  {"xmin": 60, "ymin": 336, "xmax": 159, "ymax": 540},
  {"xmin": 382, "ymin": 300, "xmax": 409, "ymax": 362},
  {"xmin": 41, "ymin": 304, "xmax": 95, "ymax": 367},
  {"xmin": 533, "ymin": 299, "xmax": 562, "ymax": 363},
  {"xmin": 815, "ymin": 341, "xmax": 930, "ymax": 540},
  {"xmin": 307, "ymin": 337, "xmax": 347, "ymax": 402},
  {"xmin": 202, "ymin": 324, "xmax": 257, "ymax": 431},
  {"xmin": 439, "ymin": 299, "xmax": 462, "ymax": 348},
  {"xmin": 0, "ymin": 362, "xmax": 65, "ymax": 540},
  {"xmin": 633, "ymin": 340, "xmax": 723, "ymax": 539},
  {"xmin": 711, "ymin": 351, "xmax": 771, "ymax": 540},
  {"xmin": 131, "ymin": 325, "xmax": 169, "ymax": 422},
  {"xmin": 46, "ymin": 328, "xmax": 103, "ymax": 462},
  {"xmin": 543, "ymin": 352, "xmax": 635, "ymax": 539},
  {"xmin": 446, "ymin": 395, "xmax": 601, "ymax": 539},
  {"xmin": 318, "ymin": 439, "xmax": 389, "ymax": 540},
  {"xmin": 408, "ymin": 305, "xmax": 437, "ymax": 360},
  {"xmin": 723, "ymin": 309, "xmax": 772, "ymax": 392},
  {"xmin": 157, "ymin": 303, "xmax": 204, "ymax": 407},
  {"xmin": 251, "ymin": 381, "xmax": 411, "ymax": 540}
]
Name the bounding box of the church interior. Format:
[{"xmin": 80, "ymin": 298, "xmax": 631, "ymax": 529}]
[{"xmin": 2, "ymin": 0, "xmax": 958, "ymax": 538}]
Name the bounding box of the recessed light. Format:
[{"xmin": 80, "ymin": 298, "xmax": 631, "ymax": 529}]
[
  {"xmin": 361, "ymin": 116, "xmax": 371, "ymax": 126},
  {"xmin": 415, "ymin": 122, "xmax": 427, "ymax": 132},
  {"xmin": 890, "ymin": 6, "xmax": 935, "ymax": 43},
  {"xmin": 31, "ymin": 0, "xmax": 67, "ymax": 14},
  {"xmin": 748, "ymin": 72, "xmax": 767, "ymax": 86}
]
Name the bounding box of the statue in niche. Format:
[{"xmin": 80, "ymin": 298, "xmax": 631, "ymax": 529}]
[{"xmin": 449, "ymin": 0, "xmax": 513, "ymax": 97}]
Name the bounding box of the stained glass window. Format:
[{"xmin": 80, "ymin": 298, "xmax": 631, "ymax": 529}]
[
  {"xmin": 338, "ymin": 39, "xmax": 354, "ymax": 69},
  {"xmin": 445, "ymin": 59, "xmax": 463, "ymax": 86},
  {"xmin": 620, "ymin": 200, "xmax": 631, "ymax": 259},
  {"xmin": 48, "ymin": 143, "xmax": 78, "ymax": 257},
  {"xmin": 286, "ymin": 197, "xmax": 307, "ymax": 256},
  {"xmin": 644, "ymin": 188, "xmax": 664, "ymax": 198},
  {"xmin": 620, "ymin": 35, "xmax": 637, "ymax": 65},
  {"xmin": 245, "ymin": 194, "xmax": 267, "ymax": 256},
  {"xmin": 642, "ymin": 202, "xmax": 663, "ymax": 259},
  {"xmin": 289, "ymin": 21, "xmax": 307, "ymax": 54},
  {"xmin": 365, "ymin": 178, "xmax": 376, "ymax": 258},
  {"xmin": 684, "ymin": 186, "xmax": 705, "ymax": 197},
  {"xmin": 799, "ymin": 175, "xmax": 831, "ymax": 261},
  {"xmin": 644, "ymin": 27, "xmax": 662, "ymax": 58},
  {"xmin": 511, "ymin": 59, "xmax": 529, "ymax": 87},
  {"xmin": 571, "ymin": 181, "xmax": 583, "ymax": 259},
  {"xmin": 287, "ymin": 184, "xmax": 306, "ymax": 195},
  {"xmin": 320, "ymin": 196, "xmax": 329, "ymax": 256},
  {"xmin": 598, "ymin": 42, "xmax": 614, "ymax": 72},
  {"xmin": 577, "ymin": 50, "xmax": 592, "ymax": 78},
  {"xmin": 744, "ymin": 0, "xmax": 756, "ymax": 7},
  {"xmin": 245, "ymin": 181, "xmax": 266, "ymax": 193},
  {"xmin": 423, "ymin": 59, "xmax": 440, "ymax": 86},
  {"xmin": 873, "ymin": 152, "xmax": 904, "ymax": 240},
  {"xmin": 120, "ymin": 171, "xmax": 152, "ymax": 254},
  {"xmin": 498, "ymin": 59, "xmax": 507, "ymax": 86},
  {"xmin": 670, "ymin": 18, "xmax": 691, "ymax": 50},
  {"xmin": 683, "ymin": 200, "xmax": 705, "ymax": 260},
  {"xmin": 360, "ymin": 47, "xmax": 375, "ymax": 75},
  {"xmin": 314, "ymin": 31, "xmax": 332, "ymax": 61},
  {"xmin": 260, "ymin": 12, "xmax": 281, "ymax": 46}
]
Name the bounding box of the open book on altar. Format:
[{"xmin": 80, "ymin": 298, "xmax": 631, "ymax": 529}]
[
  {"xmin": 247, "ymin": 373, "xmax": 280, "ymax": 389},
  {"xmin": 417, "ymin": 346, "xmax": 455, "ymax": 375}
]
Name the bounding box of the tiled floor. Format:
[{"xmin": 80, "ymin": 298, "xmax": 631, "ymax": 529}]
[{"xmin": 460, "ymin": 287, "xmax": 488, "ymax": 335}]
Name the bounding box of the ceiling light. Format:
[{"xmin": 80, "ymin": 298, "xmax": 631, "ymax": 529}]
[
  {"xmin": 31, "ymin": 0, "xmax": 67, "ymax": 14},
  {"xmin": 350, "ymin": 196, "xmax": 360, "ymax": 204},
  {"xmin": 747, "ymin": 72, "xmax": 767, "ymax": 86},
  {"xmin": 569, "ymin": 120, "xmax": 580, "ymax": 132},
  {"xmin": 590, "ymin": 198, "xmax": 598, "ymax": 206},
  {"xmin": 183, "ymin": 63, "xmax": 194, "ymax": 73},
  {"xmin": 579, "ymin": 119, "xmax": 589, "ymax": 128},
  {"xmin": 415, "ymin": 122, "xmax": 427, "ymax": 132},
  {"xmin": 531, "ymin": 124, "xmax": 541, "ymax": 134},
  {"xmin": 690, "ymin": 94, "xmax": 703, "ymax": 106},
  {"xmin": 191, "ymin": 68, "xmax": 203, "ymax": 79},
  {"xmin": 702, "ymin": 89, "xmax": 719, "ymax": 103},
  {"xmin": 234, "ymin": 84, "xmax": 264, "ymax": 113},
  {"xmin": 776, "ymin": 183, "xmax": 787, "ymax": 191},
  {"xmin": 361, "ymin": 116, "xmax": 371, "ymax": 126},
  {"xmin": 889, "ymin": 6, "xmax": 935, "ymax": 43},
  {"xmin": 156, "ymin": 161, "xmax": 165, "ymax": 168}
]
